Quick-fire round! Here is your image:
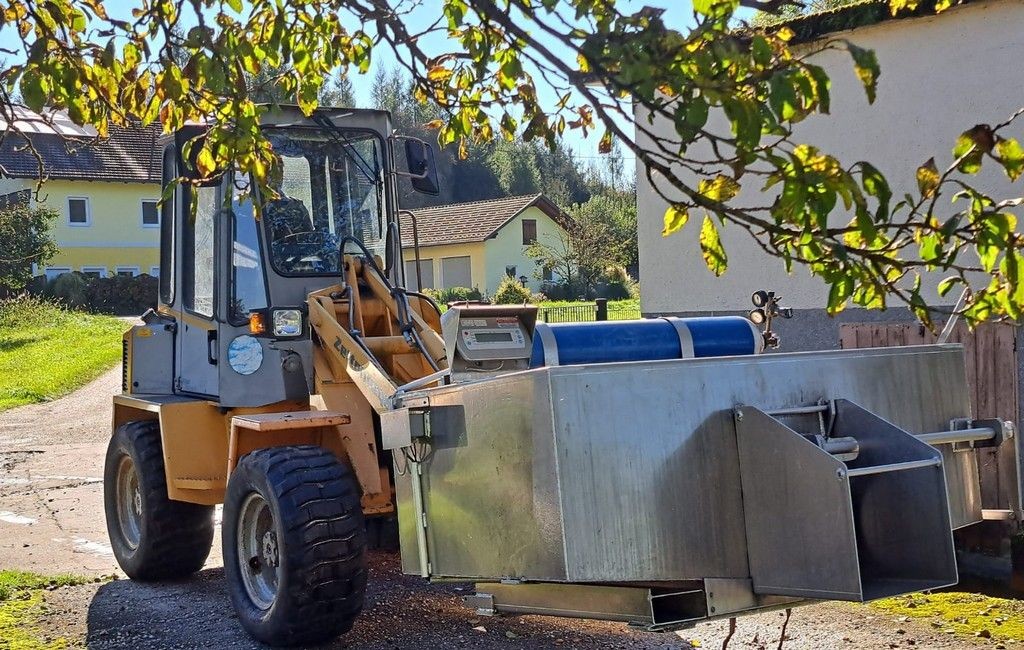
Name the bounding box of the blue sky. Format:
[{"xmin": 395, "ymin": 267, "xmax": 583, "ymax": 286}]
[{"xmin": 0, "ymin": 1, "xmax": 753, "ymax": 167}]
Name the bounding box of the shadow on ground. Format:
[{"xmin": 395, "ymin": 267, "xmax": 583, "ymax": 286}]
[{"xmin": 84, "ymin": 551, "xmax": 674, "ymax": 649}]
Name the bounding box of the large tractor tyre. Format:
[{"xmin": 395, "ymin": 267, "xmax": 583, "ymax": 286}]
[
  {"xmin": 223, "ymin": 445, "xmax": 368, "ymax": 647},
  {"xmin": 104, "ymin": 420, "xmax": 215, "ymax": 580}
]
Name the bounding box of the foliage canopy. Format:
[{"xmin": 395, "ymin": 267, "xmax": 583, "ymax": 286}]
[{"xmin": 1, "ymin": 0, "xmax": 1022, "ymax": 323}]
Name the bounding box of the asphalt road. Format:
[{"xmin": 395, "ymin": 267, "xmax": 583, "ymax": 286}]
[{"xmin": 0, "ymin": 368, "xmax": 994, "ymax": 648}]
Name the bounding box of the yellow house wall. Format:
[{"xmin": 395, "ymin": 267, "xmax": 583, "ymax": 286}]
[
  {"xmin": 483, "ymin": 205, "xmax": 563, "ymax": 294},
  {"xmin": 401, "ymin": 242, "xmax": 487, "ymax": 293},
  {"xmin": 22, "ymin": 178, "xmax": 161, "ymax": 276}
]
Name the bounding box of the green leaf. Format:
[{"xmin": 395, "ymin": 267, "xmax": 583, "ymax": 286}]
[
  {"xmin": 847, "ymin": 43, "xmax": 880, "ymax": 104},
  {"xmin": 952, "ymin": 124, "xmax": 994, "ymax": 174},
  {"xmin": 916, "ymin": 158, "xmax": 940, "ymax": 198},
  {"xmin": 768, "ymin": 74, "xmax": 797, "ymax": 122},
  {"xmin": 827, "ymin": 277, "xmax": 853, "ymax": 313},
  {"xmin": 996, "ymin": 137, "xmax": 1024, "ymax": 182},
  {"xmin": 937, "ymin": 276, "xmax": 961, "ymax": 298},
  {"xmin": 698, "ymin": 175, "xmax": 741, "ymax": 202},
  {"xmin": 662, "ymin": 204, "xmax": 689, "ymax": 236},
  {"xmin": 860, "ymin": 162, "xmax": 891, "ymax": 221},
  {"xmin": 20, "ymin": 71, "xmax": 46, "ymax": 112},
  {"xmin": 699, "ymin": 214, "xmax": 728, "ymax": 276}
]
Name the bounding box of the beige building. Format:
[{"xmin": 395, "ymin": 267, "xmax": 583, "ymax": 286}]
[
  {"xmin": 0, "ymin": 110, "xmax": 162, "ymax": 279},
  {"xmin": 400, "ymin": 193, "xmax": 570, "ymax": 296}
]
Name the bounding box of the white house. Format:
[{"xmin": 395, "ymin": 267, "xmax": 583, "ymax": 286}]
[{"xmin": 636, "ymin": 0, "xmax": 1024, "ymax": 349}]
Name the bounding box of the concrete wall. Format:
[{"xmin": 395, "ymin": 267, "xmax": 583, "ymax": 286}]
[
  {"xmin": 14, "ymin": 178, "xmax": 161, "ymax": 277},
  {"xmin": 636, "ymin": 0, "xmax": 1024, "ymax": 344},
  {"xmin": 401, "ymin": 204, "xmax": 565, "ymax": 296}
]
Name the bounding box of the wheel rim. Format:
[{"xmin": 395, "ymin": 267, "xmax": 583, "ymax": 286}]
[
  {"xmin": 237, "ymin": 492, "xmax": 279, "ymax": 610},
  {"xmin": 115, "ymin": 455, "xmax": 142, "ymax": 550}
]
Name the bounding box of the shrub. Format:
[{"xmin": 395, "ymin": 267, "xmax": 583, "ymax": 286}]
[
  {"xmin": 423, "ymin": 286, "xmax": 483, "ymax": 304},
  {"xmin": 39, "ymin": 271, "xmax": 157, "ymax": 315},
  {"xmin": 46, "ymin": 272, "xmax": 90, "ymax": 309},
  {"xmin": 493, "ymin": 275, "xmax": 533, "ymax": 305},
  {"xmin": 596, "ymin": 265, "xmax": 640, "ymax": 300}
]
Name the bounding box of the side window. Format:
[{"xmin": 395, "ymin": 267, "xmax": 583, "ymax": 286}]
[
  {"xmin": 183, "ymin": 185, "xmax": 218, "ymax": 317},
  {"xmin": 231, "ymin": 174, "xmax": 268, "ymax": 323},
  {"xmin": 159, "ymin": 146, "xmax": 175, "ymax": 305}
]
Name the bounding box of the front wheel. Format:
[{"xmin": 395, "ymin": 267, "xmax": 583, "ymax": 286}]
[
  {"xmin": 223, "ymin": 445, "xmax": 368, "ymax": 647},
  {"xmin": 103, "ymin": 420, "xmax": 214, "ymax": 580}
]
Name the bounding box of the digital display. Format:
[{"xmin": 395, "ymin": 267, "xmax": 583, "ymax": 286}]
[{"xmin": 474, "ymin": 331, "xmax": 514, "ymax": 343}]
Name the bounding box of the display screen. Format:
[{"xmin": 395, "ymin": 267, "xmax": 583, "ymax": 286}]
[{"xmin": 474, "ymin": 331, "xmax": 514, "ymax": 343}]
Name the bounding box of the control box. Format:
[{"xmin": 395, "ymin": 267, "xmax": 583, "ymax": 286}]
[{"xmin": 440, "ymin": 304, "xmax": 538, "ymax": 374}]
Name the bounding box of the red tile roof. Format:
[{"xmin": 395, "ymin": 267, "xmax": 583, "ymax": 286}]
[{"xmin": 399, "ymin": 193, "xmax": 570, "ymax": 248}]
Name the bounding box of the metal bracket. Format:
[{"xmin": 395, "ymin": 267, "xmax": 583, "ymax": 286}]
[{"xmin": 463, "ymin": 593, "xmax": 496, "ymax": 617}]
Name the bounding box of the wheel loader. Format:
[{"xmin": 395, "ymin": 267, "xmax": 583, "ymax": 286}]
[{"xmin": 108, "ymin": 106, "xmax": 1022, "ymax": 646}]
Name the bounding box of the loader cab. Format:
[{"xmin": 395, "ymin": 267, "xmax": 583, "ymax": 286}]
[{"xmin": 151, "ymin": 107, "xmax": 437, "ymax": 407}]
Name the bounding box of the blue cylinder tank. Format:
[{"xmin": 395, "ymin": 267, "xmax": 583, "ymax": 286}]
[{"xmin": 528, "ymin": 316, "xmax": 762, "ymax": 368}]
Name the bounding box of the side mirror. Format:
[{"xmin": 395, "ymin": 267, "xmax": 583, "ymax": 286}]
[{"xmin": 404, "ymin": 139, "xmax": 440, "ymax": 195}]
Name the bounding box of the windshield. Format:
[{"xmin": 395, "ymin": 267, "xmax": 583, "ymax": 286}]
[{"xmin": 262, "ymin": 128, "xmax": 385, "ymax": 275}]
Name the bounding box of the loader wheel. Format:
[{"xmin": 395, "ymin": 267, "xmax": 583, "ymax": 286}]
[
  {"xmin": 104, "ymin": 420, "xmax": 215, "ymax": 580},
  {"xmin": 223, "ymin": 445, "xmax": 368, "ymax": 646}
]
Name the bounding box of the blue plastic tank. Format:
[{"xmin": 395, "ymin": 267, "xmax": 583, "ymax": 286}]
[{"xmin": 529, "ymin": 316, "xmax": 762, "ymax": 368}]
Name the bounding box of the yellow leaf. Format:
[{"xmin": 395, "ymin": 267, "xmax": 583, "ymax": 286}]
[
  {"xmin": 698, "ymin": 175, "xmax": 741, "ymax": 202},
  {"xmin": 427, "ymin": 65, "xmax": 452, "ymax": 84},
  {"xmin": 700, "ymin": 214, "xmax": 728, "ymax": 276},
  {"xmin": 916, "ymin": 158, "xmax": 940, "ymax": 198},
  {"xmin": 662, "ymin": 204, "xmax": 689, "ymax": 236}
]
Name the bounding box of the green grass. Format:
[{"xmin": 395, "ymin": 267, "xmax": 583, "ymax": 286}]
[
  {"xmin": 874, "ymin": 591, "xmax": 1024, "ymax": 643},
  {"xmin": 0, "ymin": 570, "xmax": 91, "ymax": 649},
  {"xmin": 0, "ymin": 297, "xmax": 126, "ymax": 411}
]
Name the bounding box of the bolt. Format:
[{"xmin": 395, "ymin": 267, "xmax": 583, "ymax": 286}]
[
  {"xmin": 836, "ymin": 468, "xmax": 847, "ymax": 480},
  {"xmin": 734, "ymin": 409, "xmax": 744, "ymax": 421}
]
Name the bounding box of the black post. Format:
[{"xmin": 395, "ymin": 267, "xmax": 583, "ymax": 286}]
[{"xmin": 596, "ymin": 298, "xmax": 608, "ymax": 321}]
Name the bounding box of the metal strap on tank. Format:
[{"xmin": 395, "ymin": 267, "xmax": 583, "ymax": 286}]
[
  {"xmin": 662, "ymin": 317, "xmax": 695, "ymax": 358},
  {"xmin": 534, "ymin": 321, "xmax": 560, "ymax": 366}
]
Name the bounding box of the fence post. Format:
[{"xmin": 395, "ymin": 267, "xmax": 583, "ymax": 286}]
[{"xmin": 596, "ymin": 298, "xmax": 608, "ymax": 321}]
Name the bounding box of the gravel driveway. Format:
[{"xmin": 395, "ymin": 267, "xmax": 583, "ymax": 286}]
[{"xmin": 0, "ymin": 368, "xmax": 995, "ymax": 648}]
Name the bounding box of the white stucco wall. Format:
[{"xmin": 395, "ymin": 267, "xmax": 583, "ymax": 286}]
[
  {"xmin": 483, "ymin": 205, "xmax": 565, "ymax": 294},
  {"xmin": 637, "ymin": 0, "xmax": 1024, "ymax": 313}
]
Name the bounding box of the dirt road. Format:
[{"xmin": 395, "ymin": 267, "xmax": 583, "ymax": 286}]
[{"xmin": 0, "ymin": 369, "xmax": 994, "ymax": 648}]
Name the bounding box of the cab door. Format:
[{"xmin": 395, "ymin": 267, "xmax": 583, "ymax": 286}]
[{"xmin": 174, "ymin": 182, "xmax": 220, "ymax": 398}]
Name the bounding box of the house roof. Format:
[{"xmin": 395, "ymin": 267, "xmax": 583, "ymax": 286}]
[
  {"xmin": 0, "ymin": 109, "xmax": 161, "ymax": 184},
  {"xmin": 399, "ymin": 193, "xmax": 570, "ymax": 248},
  {"xmin": 769, "ymin": 0, "xmax": 977, "ymax": 43}
]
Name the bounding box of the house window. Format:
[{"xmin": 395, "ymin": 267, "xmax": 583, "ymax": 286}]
[
  {"xmin": 44, "ymin": 267, "xmax": 71, "ymax": 281},
  {"xmin": 441, "ymin": 256, "xmax": 472, "ymax": 289},
  {"xmin": 141, "ymin": 199, "xmax": 159, "ymax": 227},
  {"xmin": 522, "ymin": 219, "xmax": 537, "ymax": 245},
  {"xmin": 505, "ymin": 265, "xmax": 516, "ymax": 278},
  {"xmin": 80, "ymin": 266, "xmax": 107, "ymax": 279},
  {"xmin": 542, "ymin": 266, "xmax": 553, "ymax": 282},
  {"xmin": 404, "ymin": 258, "xmax": 434, "ymax": 291},
  {"xmin": 149, "ymin": 266, "xmax": 160, "ymax": 277},
  {"xmin": 115, "ymin": 266, "xmax": 140, "ymax": 277},
  {"xmin": 67, "ymin": 197, "xmax": 90, "ymax": 226}
]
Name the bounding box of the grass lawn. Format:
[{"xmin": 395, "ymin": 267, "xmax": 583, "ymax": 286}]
[
  {"xmin": 0, "ymin": 570, "xmax": 92, "ymax": 649},
  {"xmin": 0, "ymin": 297, "xmax": 126, "ymax": 411}
]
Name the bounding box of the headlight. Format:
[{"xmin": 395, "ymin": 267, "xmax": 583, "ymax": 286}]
[{"xmin": 272, "ymin": 309, "xmax": 303, "ymax": 337}]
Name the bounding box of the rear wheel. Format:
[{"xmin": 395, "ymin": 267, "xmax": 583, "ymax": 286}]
[
  {"xmin": 104, "ymin": 420, "xmax": 215, "ymax": 579},
  {"xmin": 223, "ymin": 445, "xmax": 367, "ymax": 647}
]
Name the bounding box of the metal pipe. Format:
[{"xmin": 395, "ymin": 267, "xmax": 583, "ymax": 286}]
[
  {"xmin": 765, "ymin": 405, "xmax": 830, "ymax": 416},
  {"xmin": 398, "ymin": 209, "xmax": 422, "ymax": 290},
  {"xmin": 916, "ymin": 427, "xmax": 995, "ymax": 446},
  {"xmin": 409, "ymin": 459, "xmax": 430, "ymax": 578},
  {"xmin": 845, "ymin": 457, "xmax": 941, "ymax": 478}
]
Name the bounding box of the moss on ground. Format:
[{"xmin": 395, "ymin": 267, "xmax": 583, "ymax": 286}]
[
  {"xmin": 0, "ymin": 297, "xmax": 126, "ymax": 411},
  {"xmin": 0, "ymin": 570, "xmax": 91, "ymax": 649},
  {"xmin": 874, "ymin": 591, "xmax": 1024, "ymax": 644}
]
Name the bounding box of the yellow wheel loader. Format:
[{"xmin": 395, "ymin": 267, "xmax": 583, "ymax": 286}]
[{"xmin": 108, "ymin": 106, "xmax": 1021, "ymax": 647}]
